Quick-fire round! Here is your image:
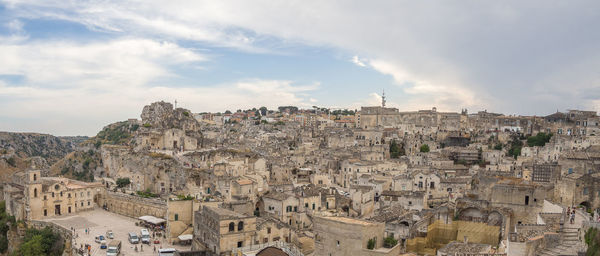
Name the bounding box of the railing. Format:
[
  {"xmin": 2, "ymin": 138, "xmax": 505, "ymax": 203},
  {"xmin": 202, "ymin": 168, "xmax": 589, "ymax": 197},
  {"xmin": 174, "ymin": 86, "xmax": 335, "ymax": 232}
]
[{"xmin": 231, "ymin": 241, "xmax": 304, "ymax": 256}]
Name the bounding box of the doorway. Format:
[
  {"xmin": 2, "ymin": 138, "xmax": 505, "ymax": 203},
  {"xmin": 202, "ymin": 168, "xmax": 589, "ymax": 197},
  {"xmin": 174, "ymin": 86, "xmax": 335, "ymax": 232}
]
[{"xmin": 54, "ymin": 205, "xmax": 61, "ymax": 215}]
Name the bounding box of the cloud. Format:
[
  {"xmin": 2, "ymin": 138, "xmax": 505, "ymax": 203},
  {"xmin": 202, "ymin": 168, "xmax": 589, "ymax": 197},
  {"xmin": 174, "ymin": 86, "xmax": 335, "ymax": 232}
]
[
  {"xmin": 5, "ymin": 0, "xmax": 599, "ymax": 115},
  {"xmin": 351, "ymin": 56, "xmax": 366, "ymax": 67},
  {"xmin": 0, "ymin": 37, "xmax": 318, "ymax": 135}
]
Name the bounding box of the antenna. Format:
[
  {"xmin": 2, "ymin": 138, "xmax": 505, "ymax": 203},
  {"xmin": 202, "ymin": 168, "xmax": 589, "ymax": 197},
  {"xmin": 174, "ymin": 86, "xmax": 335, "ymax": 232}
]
[{"xmin": 382, "ymin": 89, "xmax": 386, "ymax": 108}]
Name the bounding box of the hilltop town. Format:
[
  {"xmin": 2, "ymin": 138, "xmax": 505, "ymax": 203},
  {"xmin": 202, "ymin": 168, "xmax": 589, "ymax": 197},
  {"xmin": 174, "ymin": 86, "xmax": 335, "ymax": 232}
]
[{"xmin": 2, "ymin": 98, "xmax": 600, "ymax": 256}]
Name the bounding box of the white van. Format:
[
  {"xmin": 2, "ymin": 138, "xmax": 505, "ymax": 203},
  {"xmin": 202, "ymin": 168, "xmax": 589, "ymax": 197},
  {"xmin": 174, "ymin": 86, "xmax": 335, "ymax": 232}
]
[
  {"xmin": 106, "ymin": 240, "xmax": 121, "ymax": 256},
  {"xmin": 158, "ymin": 248, "xmax": 177, "ymax": 256},
  {"xmin": 140, "ymin": 229, "xmax": 151, "ymax": 244}
]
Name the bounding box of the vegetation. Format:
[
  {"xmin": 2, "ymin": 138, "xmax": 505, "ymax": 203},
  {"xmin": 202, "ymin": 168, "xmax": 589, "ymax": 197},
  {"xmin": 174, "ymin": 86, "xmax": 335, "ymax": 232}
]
[
  {"xmin": 0, "ymin": 201, "xmax": 16, "ymax": 253},
  {"xmin": 183, "ymin": 111, "xmax": 190, "ymax": 117},
  {"xmin": 143, "ymin": 123, "xmax": 152, "ymax": 128},
  {"xmin": 367, "ymin": 238, "xmax": 376, "ymax": 250},
  {"xmin": 90, "ymin": 121, "xmax": 134, "ymax": 147},
  {"xmin": 176, "ymin": 195, "xmax": 194, "ymax": 200},
  {"xmin": 493, "ymin": 143, "xmax": 503, "ymax": 150},
  {"xmin": 389, "ymin": 140, "xmax": 405, "ymax": 158},
  {"xmin": 137, "ymin": 189, "xmax": 159, "ymax": 198},
  {"xmin": 585, "ymin": 227, "xmax": 600, "ymax": 256},
  {"xmin": 383, "ymin": 235, "xmax": 398, "ymax": 248},
  {"xmin": 526, "ymin": 132, "xmax": 553, "ymax": 147},
  {"xmin": 116, "ymin": 178, "xmax": 131, "ymax": 188},
  {"xmin": 14, "ymin": 227, "xmax": 63, "ymax": 256},
  {"xmin": 420, "ymin": 144, "xmax": 430, "ymax": 153},
  {"xmin": 508, "ymin": 136, "xmax": 523, "ymax": 159},
  {"xmin": 6, "ymin": 157, "xmax": 16, "ymax": 167},
  {"xmin": 331, "ymin": 109, "xmax": 355, "ymax": 116}
]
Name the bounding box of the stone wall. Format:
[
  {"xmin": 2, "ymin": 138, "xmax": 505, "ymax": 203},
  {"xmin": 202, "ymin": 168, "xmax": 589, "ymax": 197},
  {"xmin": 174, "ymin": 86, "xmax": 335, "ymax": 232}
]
[
  {"xmin": 27, "ymin": 220, "xmax": 74, "ymax": 256},
  {"xmin": 97, "ymin": 191, "xmax": 167, "ymax": 218}
]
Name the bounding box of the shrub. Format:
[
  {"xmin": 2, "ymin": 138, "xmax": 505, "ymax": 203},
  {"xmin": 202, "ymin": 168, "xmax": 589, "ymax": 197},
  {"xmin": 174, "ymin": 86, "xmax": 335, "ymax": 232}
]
[
  {"xmin": 116, "ymin": 178, "xmax": 131, "ymax": 188},
  {"xmin": 420, "ymin": 144, "xmax": 430, "ymax": 153},
  {"xmin": 143, "ymin": 123, "xmax": 152, "ymax": 128},
  {"xmin": 367, "ymin": 238, "xmax": 375, "ymax": 250},
  {"xmin": 383, "ymin": 236, "xmax": 398, "ymax": 248}
]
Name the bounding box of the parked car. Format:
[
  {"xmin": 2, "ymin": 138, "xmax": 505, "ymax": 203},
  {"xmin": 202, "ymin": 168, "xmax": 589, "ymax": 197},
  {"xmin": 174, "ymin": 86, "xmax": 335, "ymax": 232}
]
[
  {"xmin": 128, "ymin": 232, "xmax": 139, "ymax": 244},
  {"xmin": 106, "ymin": 230, "xmax": 114, "ymax": 239},
  {"xmin": 95, "ymin": 235, "xmax": 105, "ymax": 243},
  {"xmin": 106, "ymin": 240, "xmax": 121, "ymax": 256},
  {"xmin": 140, "ymin": 229, "xmax": 151, "ymax": 244},
  {"xmin": 100, "ymin": 240, "xmax": 107, "ymax": 249}
]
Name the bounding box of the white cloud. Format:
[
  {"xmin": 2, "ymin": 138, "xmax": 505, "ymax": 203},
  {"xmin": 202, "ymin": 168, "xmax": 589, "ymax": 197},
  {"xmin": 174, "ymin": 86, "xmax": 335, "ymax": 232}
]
[
  {"xmin": 5, "ymin": 0, "xmax": 599, "ymax": 115},
  {"xmin": 351, "ymin": 56, "xmax": 366, "ymax": 67},
  {"xmin": 0, "ymin": 38, "xmax": 318, "ymax": 135}
]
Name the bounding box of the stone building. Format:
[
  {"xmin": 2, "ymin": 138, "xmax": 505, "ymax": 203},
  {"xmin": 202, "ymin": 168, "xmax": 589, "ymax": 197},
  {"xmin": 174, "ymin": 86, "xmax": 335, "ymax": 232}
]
[
  {"xmin": 25, "ymin": 170, "xmax": 103, "ymax": 220},
  {"xmin": 313, "ymin": 216, "xmax": 400, "ymax": 256},
  {"xmin": 192, "ymin": 206, "xmax": 257, "ymax": 255}
]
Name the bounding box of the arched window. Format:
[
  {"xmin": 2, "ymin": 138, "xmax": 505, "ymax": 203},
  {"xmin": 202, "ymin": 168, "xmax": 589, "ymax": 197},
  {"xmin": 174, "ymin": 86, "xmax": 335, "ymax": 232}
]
[
  {"xmin": 229, "ymin": 222, "xmax": 235, "ymax": 232},
  {"xmin": 33, "ymin": 174, "xmax": 37, "ymax": 181},
  {"xmin": 34, "ymin": 188, "xmax": 38, "ymax": 197},
  {"xmin": 238, "ymin": 221, "xmax": 244, "ymax": 231}
]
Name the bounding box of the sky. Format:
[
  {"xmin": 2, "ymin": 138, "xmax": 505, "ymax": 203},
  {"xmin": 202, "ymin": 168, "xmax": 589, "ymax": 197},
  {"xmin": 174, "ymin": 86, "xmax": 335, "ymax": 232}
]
[{"xmin": 0, "ymin": 1, "xmax": 599, "ymax": 136}]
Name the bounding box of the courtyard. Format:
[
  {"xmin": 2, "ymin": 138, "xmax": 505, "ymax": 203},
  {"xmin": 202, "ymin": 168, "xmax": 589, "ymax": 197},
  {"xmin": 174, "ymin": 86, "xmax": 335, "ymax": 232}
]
[{"xmin": 45, "ymin": 208, "xmax": 191, "ymax": 256}]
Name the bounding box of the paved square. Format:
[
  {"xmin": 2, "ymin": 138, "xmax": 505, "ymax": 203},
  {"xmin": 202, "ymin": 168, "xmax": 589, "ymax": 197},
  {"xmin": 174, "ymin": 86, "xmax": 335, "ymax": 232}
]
[{"xmin": 45, "ymin": 208, "xmax": 191, "ymax": 256}]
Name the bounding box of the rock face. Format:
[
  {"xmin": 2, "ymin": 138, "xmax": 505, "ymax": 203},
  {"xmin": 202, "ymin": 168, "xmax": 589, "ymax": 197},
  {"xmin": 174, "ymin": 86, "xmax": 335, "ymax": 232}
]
[
  {"xmin": 0, "ymin": 132, "xmax": 77, "ymax": 164},
  {"xmin": 141, "ymin": 101, "xmax": 200, "ymax": 132}
]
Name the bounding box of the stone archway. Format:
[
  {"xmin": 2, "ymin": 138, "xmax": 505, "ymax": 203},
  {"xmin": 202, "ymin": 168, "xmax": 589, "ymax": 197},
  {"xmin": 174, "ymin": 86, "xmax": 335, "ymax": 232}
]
[
  {"xmin": 487, "ymin": 211, "xmax": 503, "ymax": 226},
  {"xmin": 457, "ymin": 207, "xmax": 485, "ymax": 222}
]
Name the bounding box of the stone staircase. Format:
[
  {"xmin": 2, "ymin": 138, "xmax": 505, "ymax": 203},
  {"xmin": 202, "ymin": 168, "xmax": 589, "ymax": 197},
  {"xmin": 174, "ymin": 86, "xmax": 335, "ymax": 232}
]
[{"xmin": 536, "ymin": 211, "xmax": 586, "ymax": 256}]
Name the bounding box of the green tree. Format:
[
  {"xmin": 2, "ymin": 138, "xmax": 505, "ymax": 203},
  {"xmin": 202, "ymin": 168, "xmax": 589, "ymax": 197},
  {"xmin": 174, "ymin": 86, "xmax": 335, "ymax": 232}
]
[
  {"xmin": 17, "ymin": 235, "xmax": 45, "ymax": 256},
  {"xmin": 420, "ymin": 144, "xmax": 430, "ymax": 153},
  {"xmin": 389, "ymin": 140, "xmax": 404, "ymax": 158},
  {"xmin": 116, "ymin": 178, "xmax": 131, "ymax": 188},
  {"xmin": 493, "ymin": 143, "xmax": 503, "ymax": 150},
  {"xmin": 526, "ymin": 132, "xmax": 553, "ymax": 147}
]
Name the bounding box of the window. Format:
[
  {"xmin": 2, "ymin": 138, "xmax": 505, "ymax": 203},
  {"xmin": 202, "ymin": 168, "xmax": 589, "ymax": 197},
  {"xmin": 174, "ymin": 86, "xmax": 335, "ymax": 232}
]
[
  {"xmin": 68, "ymin": 193, "xmax": 71, "ymax": 198},
  {"xmin": 52, "ymin": 192, "xmax": 55, "ymax": 198},
  {"xmin": 267, "ymin": 227, "xmax": 271, "ymax": 234},
  {"xmin": 174, "ymin": 214, "xmax": 179, "ymax": 221},
  {"xmin": 87, "ymin": 201, "xmax": 90, "ymax": 206},
  {"xmin": 60, "ymin": 192, "xmax": 63, "ymax": 197},
  {"xmin": 525, "ymin": 196, "xmax": 529, "ymax": 205},
  {"xmin": 237, "ymin": 241, "xmax": 243, "ymax": 248},
  {"xmin": 430, "ymin": 182, "xmax": 435, "ymax": 189},
  {"xmin": 81, "ymin": 202, "xmax": 83, "ymax": 207},
  {"xmin": 55, "ymin": 185, "xmax": 59, "ymax": 190},
  {"xmin": 312, "ymin": 203, "xmax": 315, "ymax": 210},
  {"xmin": 43, "ymin": 195, "xmax": 47, "ymax": 200},
  {"xmin": 229, "ymin": 222, "xmax": 235, "ymax": 232},
  {"xmin": 34, "ymin": 188, "xmax": 38, "ymax": 198},
  {"xmin": 293, "ymin": 206, "xmax": 297, "ymax": 212},
  {"xmin": 33, "ymin": 174, "xmax": 37, "ymax": 181},
  {"xmin": 43, "ymin": 209, "xmax": 47, "ymax": 216},
  {"xmin": 337, "ymin": 240, "xmax": 340, "ymax": 246},
  {"xmin": 305, "ymin": 203, "xmax": 308, "ymax": 208},
  {"xmin": 238, "ymin": 221, "xmax": 244, "ymax": 231},
  {"xmin": 87, "ymin": 191, "xmax": 90, "ymax": 196},
  {"xmin": 584, "ymin": 188, "xmax": 589, "ymax": 195},
  {"xmin": 568, "ymin": 168, "xmax": 573, "ymax": 174}
]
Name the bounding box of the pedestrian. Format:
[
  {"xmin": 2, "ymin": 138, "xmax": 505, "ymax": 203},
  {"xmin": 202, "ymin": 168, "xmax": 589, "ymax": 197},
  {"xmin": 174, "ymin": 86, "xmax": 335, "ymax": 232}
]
[
  {"xmin": 154, "ymin": 245, "xmax": 156, "ymax": 252},
  {"xmin": 141, "ymin": 244, "xmax": 144, "ymax": 252}
]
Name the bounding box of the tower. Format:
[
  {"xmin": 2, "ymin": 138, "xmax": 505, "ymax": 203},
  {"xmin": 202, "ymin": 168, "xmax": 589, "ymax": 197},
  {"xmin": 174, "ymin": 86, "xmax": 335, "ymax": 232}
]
[
  {"xmin": 174, "ymin": 99, "xmax": 178, "ymax": 109},
  {"xmin": 381, "ymin": 90, "xmax": 386, "ymax": 108}
]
